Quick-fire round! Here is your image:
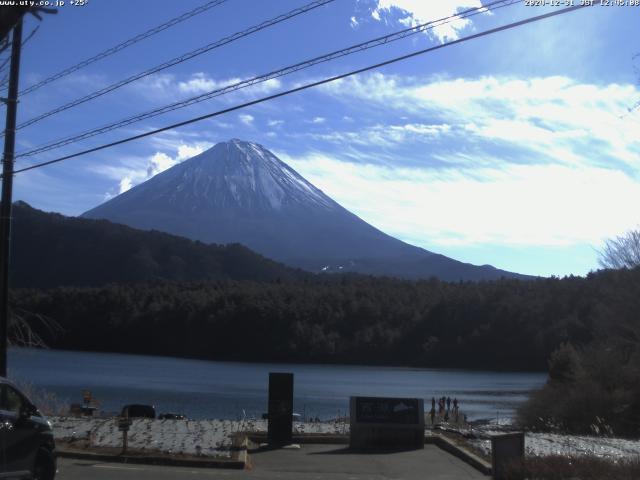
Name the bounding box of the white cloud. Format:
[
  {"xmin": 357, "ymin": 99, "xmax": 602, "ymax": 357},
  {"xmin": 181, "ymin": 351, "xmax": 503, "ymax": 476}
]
[
  {"xmin": 238, "ymin": 114, "xmax": 255, "ymax": 126},
  {"xmin": 268, "ymin": 119, "xmax": 284, "ymax": 127},
  {"xmin": 350, "ymin": 16, "xmax": 359, "ymax": 28},
  {"xmin": 96, "ymin": 142, "xmax": 212, "ymax": 195},
  {"xmin": 131, "ymin": 73, "xmax": 177, "ymax": 100},
  {"xmin": 280, "ymin": 152, "xmax": 640, "ymax": 248},
  {"xmin": 287, "ymin": 72, "xmax": 640, "ymax": 258},
  {"xmin": 311, "ymin": 116, "xmax": 326, "ymax": 124},
  {"xmin": 320, "ymin": 73, "xmax": 640, "ymax": 171},
  {"xmin": 178, "ymin": 73, "xmax": 282, "ymax": 96},
  {"xmin": 178, "ymin": 72, "xmax": 242, "ymax": 95},
  {"xmin": 119, "ymin": 176, "xmax": 135, "ymax": 194},
  {"xmin": 134, "ymin": 73, "xmax": 282, "ymax": 102},
  {"xmin": 370, "ymin": 0, "xmax": 486, "ymax": 43},
  {"xmin": 254, "ymin": 78, "xmax": 282, "ymax": 94}
]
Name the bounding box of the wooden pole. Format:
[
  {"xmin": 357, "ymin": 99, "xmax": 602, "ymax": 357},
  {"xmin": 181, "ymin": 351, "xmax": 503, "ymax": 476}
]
[{"xmin": 0, "ymin": 18, "xmax": 23, "ymax": 377}]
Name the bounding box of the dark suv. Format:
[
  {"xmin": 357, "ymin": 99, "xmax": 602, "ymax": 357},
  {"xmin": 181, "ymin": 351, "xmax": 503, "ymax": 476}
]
[
  {"xmin": 0, "ymin": 378, "xmax": 56, "ymax": 479},
  {"xmin": 120, "ymin": 404, "xmax": 156, "ymax": 419}
]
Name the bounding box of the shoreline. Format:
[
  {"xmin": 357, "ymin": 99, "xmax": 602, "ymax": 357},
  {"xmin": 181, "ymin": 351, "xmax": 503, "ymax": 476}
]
[{"xmin": 9, "ymin": 345, "xmax": 550, "ymax": 374}]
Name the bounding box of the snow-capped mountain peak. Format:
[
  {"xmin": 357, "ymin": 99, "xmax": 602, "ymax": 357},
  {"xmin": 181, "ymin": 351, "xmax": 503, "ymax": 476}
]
[
  {"xmin": 82, "ymin": 139, "xmax": 526, "ymax": 281},
  {"xmin": 163, "ymin": 138, "xmax": 335, "ymax": 212}
]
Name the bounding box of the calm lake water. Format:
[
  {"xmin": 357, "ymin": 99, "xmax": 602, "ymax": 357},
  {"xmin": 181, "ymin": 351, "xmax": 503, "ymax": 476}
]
[{"xmin": 8, "ymin": 348, "xmax": 546, "ymax": 421}]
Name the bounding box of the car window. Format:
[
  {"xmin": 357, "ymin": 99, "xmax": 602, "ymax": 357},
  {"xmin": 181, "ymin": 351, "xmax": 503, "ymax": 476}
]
[{"xmin": 0, "ymin": 385, "xmax": 24, "ymax": 414}]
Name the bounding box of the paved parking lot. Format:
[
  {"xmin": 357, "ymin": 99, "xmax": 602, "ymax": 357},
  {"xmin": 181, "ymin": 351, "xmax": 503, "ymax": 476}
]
[{"xmin": 57, "ymin": 444, "xmax": 487, "ymax": 479}]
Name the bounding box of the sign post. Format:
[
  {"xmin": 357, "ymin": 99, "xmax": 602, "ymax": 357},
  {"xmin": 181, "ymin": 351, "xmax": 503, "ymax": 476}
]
[{"xmin": 118, "ymin": 416, "xmax": 133, "ymax": 454}]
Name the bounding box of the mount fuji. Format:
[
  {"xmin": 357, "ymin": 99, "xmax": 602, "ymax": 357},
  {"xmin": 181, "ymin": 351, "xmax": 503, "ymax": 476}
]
[{"xmin": 82, "ymin": 139, "xmax": 526, "ymax": 281}]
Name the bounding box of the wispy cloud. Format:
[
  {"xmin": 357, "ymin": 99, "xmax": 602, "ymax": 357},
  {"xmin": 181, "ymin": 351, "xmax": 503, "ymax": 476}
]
[
  {"xmin": 369, "ymin": 0, "xmax": 487, "ymax": 43},
  {"xmin": 131, "ymin": 73, "xmax": 282, "ymax": 103},
  {"xmin": 319, "ymin": 73, "xmax": 640, "ymax": 172},
  {"xmin": 303, "ymin": 122, "xmax": 451, "ymax": 148},
  {"xmin": 279, "ymin": 151, "xmax": 640, "ymax": 249},
  {"xmin": 178, "ymin": 72, "xmax": 243, "ymax": 94},
  {"xmin": 238, "ymin": 114, "xmax": 255, "ymax": 126}
]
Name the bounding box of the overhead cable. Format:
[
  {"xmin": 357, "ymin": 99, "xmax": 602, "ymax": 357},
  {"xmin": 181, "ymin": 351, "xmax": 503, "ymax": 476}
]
[
  {"xmin": 14, "ymin": 0, "xmax": 230, "ymax": 96},
  {"xmin": 10, "ymin": 3, "xmax": 594, "ymax": 176},
  {"xmin": 10, "ymin": 0, "xmax": 335, "ymax": 133},
  {"xmin": 16, "ymin": 0, "xmax": 516, "ymax": 158}
]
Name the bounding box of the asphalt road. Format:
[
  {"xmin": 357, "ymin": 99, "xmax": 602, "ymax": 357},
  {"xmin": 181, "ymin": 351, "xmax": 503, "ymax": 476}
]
[{"xmin": 56, "ymin": 444, "xmax": 488, "ymax": 479}]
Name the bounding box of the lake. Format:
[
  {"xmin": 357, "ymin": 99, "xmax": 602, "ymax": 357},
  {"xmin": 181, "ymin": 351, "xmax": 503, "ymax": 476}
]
[{"xmin": 8, "ymin": 348, "xmax": 546, "ymax": 421}]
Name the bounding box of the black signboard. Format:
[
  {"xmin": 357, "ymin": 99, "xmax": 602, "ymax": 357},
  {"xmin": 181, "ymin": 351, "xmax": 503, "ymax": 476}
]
[
  {"xmin": 267, "ymin": 372, "xmax": 294, "ymax": 445},
  {"xmin": 355, "ymin": 397, "xmax": 420, "ymax": 425}
]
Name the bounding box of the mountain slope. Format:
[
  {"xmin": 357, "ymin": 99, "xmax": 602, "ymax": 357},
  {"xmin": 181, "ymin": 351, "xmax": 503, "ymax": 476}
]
[
  {"xmin": 83, "ymin": 139, "xmax": 528, "ymax": 281},
  {"xmin": 10, "ymin": 202, "xmax": 304, "ymax": 288}
]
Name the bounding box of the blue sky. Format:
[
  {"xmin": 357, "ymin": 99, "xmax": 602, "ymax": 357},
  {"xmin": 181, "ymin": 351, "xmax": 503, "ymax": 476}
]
[{"xmin": 8, "ymin": 0, "xmax": 640, "ymax": 277}]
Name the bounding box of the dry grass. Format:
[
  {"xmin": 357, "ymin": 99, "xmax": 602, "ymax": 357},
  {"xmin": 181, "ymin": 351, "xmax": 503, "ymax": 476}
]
[{"xmin": 12, "ymin": 380, "xmax": 69, "ymax": 416}]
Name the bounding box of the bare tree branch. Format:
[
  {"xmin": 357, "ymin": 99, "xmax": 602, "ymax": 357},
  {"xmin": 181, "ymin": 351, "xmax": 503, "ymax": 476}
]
[
  {"xmin": 8, "ymin": 308, "xmax": 63, "ymax": 348},
  {"xmin": 598, "ymin": 229, "xmax": 640, "ymax": 270}
]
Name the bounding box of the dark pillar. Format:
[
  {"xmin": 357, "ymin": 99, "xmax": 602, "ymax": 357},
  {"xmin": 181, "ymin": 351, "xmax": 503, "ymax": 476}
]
[
  {"xmin": 491, "ymin": 432, "xmax": 525, "ymax": 480},
  {"xmin": 267, "ymin": 372, "xmax": 293, "ymax": 445}
]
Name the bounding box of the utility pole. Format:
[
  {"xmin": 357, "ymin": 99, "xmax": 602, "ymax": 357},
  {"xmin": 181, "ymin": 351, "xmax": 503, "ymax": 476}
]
[{"xmin": 0, "ymin": 18, "xmax": 23, "ymax": 377}]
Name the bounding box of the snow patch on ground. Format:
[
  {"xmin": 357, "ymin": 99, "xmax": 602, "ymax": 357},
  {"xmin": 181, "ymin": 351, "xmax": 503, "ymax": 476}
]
[
  {"xmin": 465, "ymin": 424, "xmax": 640, "ymax": 460},
  {"xmin": 56, "ymin": 416, "xmax": 640, "ymax": 462},
  {"xmin": 50, "ymin": 417, "xmax": 349, "ymax": 458}
]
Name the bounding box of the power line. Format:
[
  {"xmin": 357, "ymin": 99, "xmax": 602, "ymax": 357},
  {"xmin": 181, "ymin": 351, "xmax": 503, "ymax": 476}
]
[
  {"xmin": 16, "ymin": 0, "xmax": 517, "ymax": 158},
  {"xmin": 7, "ymin": 0, "xmax": 229, "ymax": 95},
  {"xmin": 10, "ymin": 0, "xmax": 336, "ymax": 134},
  {"xmin": 10, "ymin": 3, "xmax": 593, "ymax": 177}
]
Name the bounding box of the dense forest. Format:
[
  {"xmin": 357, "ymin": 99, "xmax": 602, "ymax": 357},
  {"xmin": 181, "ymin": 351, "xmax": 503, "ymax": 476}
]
[
  {"xmin": 10, "ymin": 201, "xmax": 305, "ymax": 288},
  {"xmin": 11, "ymin": 266, "xmax": 640, "ymax": 372}
]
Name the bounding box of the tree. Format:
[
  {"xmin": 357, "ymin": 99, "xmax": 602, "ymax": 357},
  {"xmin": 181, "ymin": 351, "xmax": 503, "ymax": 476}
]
[{"xmin": 598, "ymin": 228, "xmax": 640, "ymax": 269}]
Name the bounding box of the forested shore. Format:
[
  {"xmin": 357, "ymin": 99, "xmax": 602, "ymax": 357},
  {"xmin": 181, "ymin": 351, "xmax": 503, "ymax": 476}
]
[{"xmin": 11, "ymin": 266, "xmax": 640, "ymax": 372}]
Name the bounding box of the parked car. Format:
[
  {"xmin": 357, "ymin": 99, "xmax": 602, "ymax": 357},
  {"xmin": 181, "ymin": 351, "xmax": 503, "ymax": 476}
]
[
  {"xmin": 0, "ymin": 377, "xmax": 56, "ymax": 479},
  {"xmin": 158, "ymin": 413, "xmax": 187, "ymax": 420},
  {"xmin": 120, "ymin": 404, "xmax": 156, "ymax": 419}
]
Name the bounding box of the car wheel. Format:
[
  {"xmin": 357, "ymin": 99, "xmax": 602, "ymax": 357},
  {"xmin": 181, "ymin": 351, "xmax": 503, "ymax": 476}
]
[{"xmin": 33, "ymin": 448, "xmax": 56, "ymax": 480}]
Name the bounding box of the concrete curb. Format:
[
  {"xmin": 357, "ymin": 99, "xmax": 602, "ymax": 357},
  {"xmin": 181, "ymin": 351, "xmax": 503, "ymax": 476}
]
[
  {"xmin": 56, "ymin": 436, "xmax": 248, "ymax": 470},
  {"xmin": 426, "ymin": 434, "xmax": 492, "ymax": 476},
  {"xmin": 248, "ymin": 433, "xmax": 349, "ymax": 445}
]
